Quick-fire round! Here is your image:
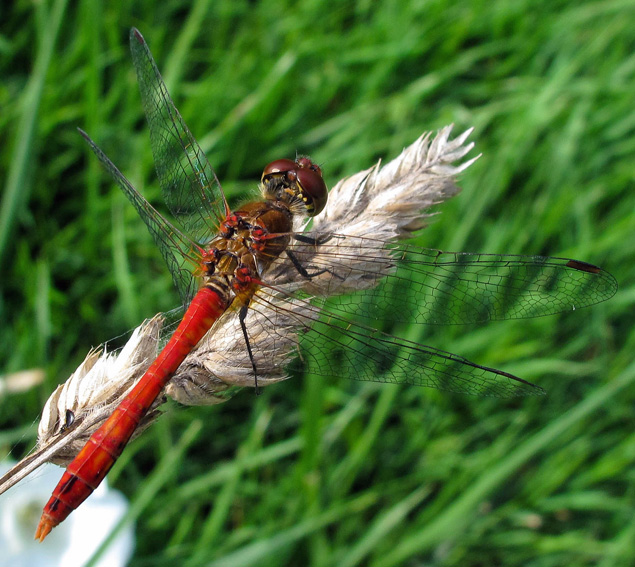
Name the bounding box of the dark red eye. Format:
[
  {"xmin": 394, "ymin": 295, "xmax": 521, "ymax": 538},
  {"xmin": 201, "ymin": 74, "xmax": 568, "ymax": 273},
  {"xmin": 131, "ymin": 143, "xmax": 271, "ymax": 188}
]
[
  {"xmin": 295, "ymin": 167, "xmax": 327, "ymax": 216},
  {"xmin": 261, "ymin": 156, "xmax": 328, "ymax": 216},
  {"xmin": 262, "ymin": 159, "xmax": 297, "ymax": 180},
  {"xmin": 296, "ymin": 157, "xmax": 322, "ymax": 176}
]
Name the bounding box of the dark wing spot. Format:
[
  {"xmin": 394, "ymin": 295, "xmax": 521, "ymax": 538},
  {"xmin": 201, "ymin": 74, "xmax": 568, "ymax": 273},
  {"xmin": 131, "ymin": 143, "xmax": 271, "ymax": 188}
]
[{"xmin": 566, "ymin": 260, "xmax": 601, "ymax": 274}]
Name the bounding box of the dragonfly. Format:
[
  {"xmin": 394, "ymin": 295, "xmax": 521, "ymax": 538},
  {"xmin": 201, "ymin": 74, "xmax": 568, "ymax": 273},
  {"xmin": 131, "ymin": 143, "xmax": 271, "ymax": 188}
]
[{"xmin": 35, "ymin": 28, "xmax": 617, "ymax": 541}]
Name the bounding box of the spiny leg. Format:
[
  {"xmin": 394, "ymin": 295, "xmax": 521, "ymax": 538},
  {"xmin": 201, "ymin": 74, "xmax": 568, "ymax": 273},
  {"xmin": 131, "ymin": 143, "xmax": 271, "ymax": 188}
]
[
  {"xmin": 287, "ymin": 233, "xmax": 345, "ymax": 281},
  {"xmin": 239, "ymin": 303, "xmax": 261, "ymax": 395}
]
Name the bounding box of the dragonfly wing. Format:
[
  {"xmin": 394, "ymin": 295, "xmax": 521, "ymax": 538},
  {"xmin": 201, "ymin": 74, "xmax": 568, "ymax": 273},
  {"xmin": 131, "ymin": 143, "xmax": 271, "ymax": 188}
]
[
  {"xmin": 243, "ymin": 289, "xmax": 544, "ymax": 398},
  {"xmin": 266, "ymin": 234, "xmax": 617, "ymax": 325},
  {"xmin": 129, "ymin": 28, "xmax": 228, "ymax": 243},
  {"xmin": 79, "ymin": 129, "xmax": 199, "ymax": 307}
]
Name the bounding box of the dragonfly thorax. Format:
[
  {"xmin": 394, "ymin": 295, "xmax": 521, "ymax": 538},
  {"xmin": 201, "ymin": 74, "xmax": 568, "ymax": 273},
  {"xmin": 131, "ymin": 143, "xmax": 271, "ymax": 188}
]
[
  {"xmin": 198, "ymin": 156, "xmax": 328, "ymax": 300},
  {"xmin": 202, "ymin": 200, "xmax": 294, "ymax": 299}
]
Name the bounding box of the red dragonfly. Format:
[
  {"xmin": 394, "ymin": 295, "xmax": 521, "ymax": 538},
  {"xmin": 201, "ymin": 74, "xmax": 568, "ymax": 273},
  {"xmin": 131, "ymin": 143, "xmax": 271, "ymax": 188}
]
[{"xmin": 35, "ymin": 28, "xmax": 616, "ymax": 540}]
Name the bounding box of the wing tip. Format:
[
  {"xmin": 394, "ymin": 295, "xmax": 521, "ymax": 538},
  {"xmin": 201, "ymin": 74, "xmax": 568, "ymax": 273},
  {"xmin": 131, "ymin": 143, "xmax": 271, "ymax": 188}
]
[
  {"xmin": 493, "ymin": 368, "xmax": 547, "ymax": 397},
  {"xmin": 130, "ymin": 27, "xmax": 144, "ymax": 45},
  {"xmin": 566, "ymin": 259, "xmax": 618, "ymax": 300}
]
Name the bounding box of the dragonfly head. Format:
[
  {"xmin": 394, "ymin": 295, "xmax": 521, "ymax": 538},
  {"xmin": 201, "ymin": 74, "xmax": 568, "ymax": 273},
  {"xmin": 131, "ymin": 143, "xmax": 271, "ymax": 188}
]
[{"xmin": 261, "ymin": 157, "xmax": 327, "ymax": 216}]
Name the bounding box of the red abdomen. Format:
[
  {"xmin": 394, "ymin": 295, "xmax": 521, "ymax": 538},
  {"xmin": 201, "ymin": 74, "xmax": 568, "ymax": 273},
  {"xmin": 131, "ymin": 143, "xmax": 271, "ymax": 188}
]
[{"xmin": 35, "ymin": 286, "xmax": 229, "ymax": 541}]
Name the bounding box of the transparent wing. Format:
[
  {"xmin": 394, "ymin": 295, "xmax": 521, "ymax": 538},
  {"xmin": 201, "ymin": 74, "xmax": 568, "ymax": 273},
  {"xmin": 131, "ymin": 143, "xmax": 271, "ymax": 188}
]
[
  {"xmin": 129, "ymin": 28, "xmax": 228, "ymax": 243},
  {"xmin": 232, "ymin": 289, "xmax": 546, "ymax": 398},
  {"xmin": 179, "ymin": 233, "xmax": 615, "ymax": 400},
  {"xmin": 79, "ymin": 129, "xmax": 200, "ymax": 306},
  {"xmin": 262, "ymin": 233, "xmax": 617, "ymax": 326}
]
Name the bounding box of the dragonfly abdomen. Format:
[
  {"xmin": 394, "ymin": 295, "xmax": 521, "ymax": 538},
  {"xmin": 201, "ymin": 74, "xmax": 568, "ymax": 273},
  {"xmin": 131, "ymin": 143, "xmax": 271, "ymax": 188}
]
[{"xmin": 35, "ymin": 285, "xmax": 232, "ymax": 541}]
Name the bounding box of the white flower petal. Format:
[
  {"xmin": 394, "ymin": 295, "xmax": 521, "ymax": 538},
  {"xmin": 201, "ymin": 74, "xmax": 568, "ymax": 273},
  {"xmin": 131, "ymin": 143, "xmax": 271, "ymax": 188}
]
[{"xmin": 0, "ymin": 461, "xmax": 134, "ymax": 567}]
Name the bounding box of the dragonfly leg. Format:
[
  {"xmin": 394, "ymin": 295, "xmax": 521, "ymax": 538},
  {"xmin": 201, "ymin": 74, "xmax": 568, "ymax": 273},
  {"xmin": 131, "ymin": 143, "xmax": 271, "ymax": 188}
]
[
  {"xmin": 292, "ymin": 233, "xmax": 334, "ymax": 246},
  {"xmin": 239, "ymin": 303, "xmax": 261, "ymax": 395},
  {"xmin": 288, "ymin": 232, "xmax": 347, "ymax": 279},
  {"xmin": 286, "ymin": 249, "xmax": 346, "ymax": 281},
  {"xmin": 59, "ymin": 410, "xmax": 75, "ymax": 433}
]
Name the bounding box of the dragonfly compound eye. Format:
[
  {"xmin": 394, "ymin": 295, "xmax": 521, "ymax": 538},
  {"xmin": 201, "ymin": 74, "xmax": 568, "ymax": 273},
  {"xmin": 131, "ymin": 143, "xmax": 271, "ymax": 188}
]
[
  {"xmin": 295, "ymin": 165, "xmax": 327, "ymax": 216},
  {"xmin": 261, "ymin": 157, "xmax": 328, "ymax": 216},
  {"xmin": 296, "ymin": 156, "xmax": 322, "ymax": 176},
  {"xmin": 261, "ymin": 159, "xmax": 297, "ymax": 182}
]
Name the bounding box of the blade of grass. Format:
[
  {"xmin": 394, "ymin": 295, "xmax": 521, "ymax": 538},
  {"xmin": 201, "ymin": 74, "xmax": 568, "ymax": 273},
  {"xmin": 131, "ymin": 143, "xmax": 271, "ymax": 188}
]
[
  {"xmin": 0, "ymin": 0, "xmax": 69, "ymax": 266},
  {"xmin": 379, "ymin": 359, "xmax": 635, "ymax": 567}
]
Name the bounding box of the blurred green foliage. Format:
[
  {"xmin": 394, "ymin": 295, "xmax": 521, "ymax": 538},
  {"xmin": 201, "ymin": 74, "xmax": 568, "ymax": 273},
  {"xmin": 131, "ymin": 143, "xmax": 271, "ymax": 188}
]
[{"xmin": 1, "ymin": 0, "xmax": 634, "ymax": 565}]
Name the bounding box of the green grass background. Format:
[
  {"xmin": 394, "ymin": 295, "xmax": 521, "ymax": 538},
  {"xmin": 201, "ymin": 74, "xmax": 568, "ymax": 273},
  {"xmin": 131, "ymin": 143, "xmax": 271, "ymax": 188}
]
[{"xmin": 1, "ymin": 0, "xmax": 634, "ymax": 565}]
